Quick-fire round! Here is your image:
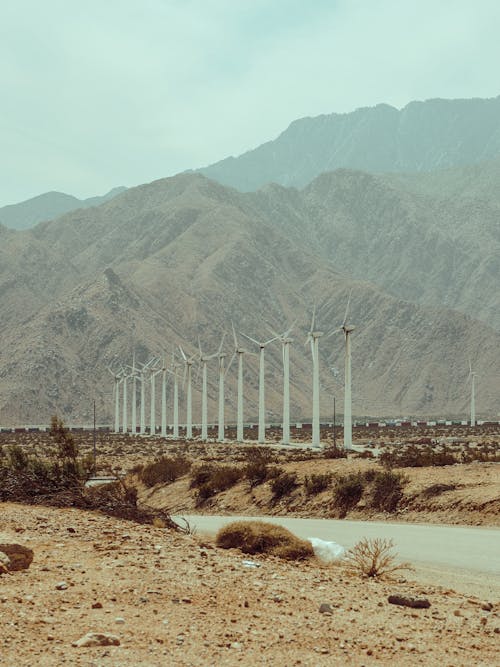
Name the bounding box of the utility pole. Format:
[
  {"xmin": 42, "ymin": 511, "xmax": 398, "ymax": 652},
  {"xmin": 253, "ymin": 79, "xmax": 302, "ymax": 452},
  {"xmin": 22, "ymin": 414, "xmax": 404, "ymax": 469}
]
[{"xmin": 333, "ymin": 396, "xmax": 336, "ymax": 448}]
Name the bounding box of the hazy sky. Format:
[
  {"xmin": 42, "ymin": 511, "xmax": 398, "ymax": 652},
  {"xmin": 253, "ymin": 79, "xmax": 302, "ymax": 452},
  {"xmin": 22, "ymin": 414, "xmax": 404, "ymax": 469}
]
[{"xmin": 2, "ymin": 0, "xmax": 500, "ymax": 206}]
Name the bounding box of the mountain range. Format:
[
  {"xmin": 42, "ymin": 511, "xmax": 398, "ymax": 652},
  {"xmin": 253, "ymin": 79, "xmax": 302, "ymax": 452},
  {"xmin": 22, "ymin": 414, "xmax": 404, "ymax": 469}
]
[
  {"xmin": 198, "ymin": 95, "xmax": 500, "ymax": 190},
  {"xmin": 0, "ymin": 187, "xmax": 127, "ymax": 230},
  {"xmin": 0, "ymin": 168, "xmax": 498, "ymax": 425}
]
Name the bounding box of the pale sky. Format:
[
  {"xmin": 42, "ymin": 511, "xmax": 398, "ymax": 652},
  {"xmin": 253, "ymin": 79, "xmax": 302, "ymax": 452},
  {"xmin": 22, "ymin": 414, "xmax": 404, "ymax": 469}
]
[{"xmin": 2, "ymin": 0, "xmax": 500, "ymax": 206}]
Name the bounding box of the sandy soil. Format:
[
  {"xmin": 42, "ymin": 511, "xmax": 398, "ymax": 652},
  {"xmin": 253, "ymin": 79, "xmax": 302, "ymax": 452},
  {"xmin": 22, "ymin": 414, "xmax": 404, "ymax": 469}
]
[{"xmin": 1, "ymin": 502, "xmax": 499, "ymax": 667}]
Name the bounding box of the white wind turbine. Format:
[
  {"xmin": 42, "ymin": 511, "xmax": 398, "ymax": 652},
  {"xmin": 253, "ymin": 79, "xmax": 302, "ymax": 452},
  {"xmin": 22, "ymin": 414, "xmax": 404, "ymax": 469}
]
[
  {"xmin": 216, "ymin": 335, "xmax": 227, "ymax": 443},
  {"xmin": 328, "ymin": 293, "xmax": 355, "ymax": 450},
  {"xmin": 137, "ymin": 357, "xmax": 159, "ymax": 435},
  {"xmin": 107, "ymin": 365, "xmax": 122, "ymax": 434},
  {"xmin": 161, "ymin": 356, "xmax": 168, "ymax": 437},
  {"xmin": 268, "ymin": 323, "xmax": 294, "ymax": 445},
  {"xmin": 305, "ymin": 306, "xmax": 323, "ymax": 448},
  {"xmin": 121, "ymin": 365, "xmax": 130, "ymax": 435},
  {"xmin": 241, "ymin": 331, "xmax": 278, "ymax": 444},
  {"xmin": 197, "ymin": 338, "xmax": 221, "ymax": 442},
  {"xmin": 149, "ymin": 358, "xmax": 162, "ymax": 436},
  {"xmin": 130, "ymin": 353, "xmax": 137, "ymax": 435},
  {"xmin": 170, "ymin": 354, "xmax": 181, "ymax": 438},
  {"xmin": 226, "ymin": 324, "xmax": 250, "ymax": 443},
  {"xmin": 179, "ymin": 345, "xmax": 198, "ymax": 439},
  {"xmin": 468, "ymin": 360, "xmax": 476, "ymax": 427}
]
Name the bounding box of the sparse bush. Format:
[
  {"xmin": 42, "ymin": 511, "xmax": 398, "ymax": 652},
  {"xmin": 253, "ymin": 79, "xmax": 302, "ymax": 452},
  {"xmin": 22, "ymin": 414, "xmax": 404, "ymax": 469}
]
[
  {"xmin": 333, "ymin": 474, "xmax": 364, "ymax": 516},
  {"xmin": 322, "ymin": 445, "xmax": 347, "ymax": 459},
  {"xmin": 270, "ymin": 472, "xmax": 299, "ymax": 501},
  {"xmin": 190, "ymin": 464, "xmax": 243, "ymax": 505},
  {"xmin": 343, "ymin": 538, "xmax": 411, "ymax": 578},
  {"xmin": 303, "ymin": 473, "xmax": 332, "ymax": 496},
  {"xmin": 369, "ymin": 470, "xmax": 408, "ymax": 512},
  {"xmin": 189, "ymin": 464, "xmax": 215, "ymax": 489},
  {"xmin": 245, "ymin": 461, "xmax": 283, "ymax": 488},
  {"xmin": 216, "ymin": 520, "xmax": 314, "ymax": 560},
  {"xmin": 380, "ymin": 444, "xmax": 456, "ymax": 468},
  {"xmin": 139, "ymin": 455, "xmax": 191, "ymax": 487},
  {"xmin": 420, "ymin": 483, "xmax": 457, "ymax": 498}
]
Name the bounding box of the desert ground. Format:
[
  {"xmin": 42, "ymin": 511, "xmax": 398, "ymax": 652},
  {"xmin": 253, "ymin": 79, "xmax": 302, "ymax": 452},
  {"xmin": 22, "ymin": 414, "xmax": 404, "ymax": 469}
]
[{"xmin": 1, "ymin": 424, "xmax": 498, "ymax": 665}]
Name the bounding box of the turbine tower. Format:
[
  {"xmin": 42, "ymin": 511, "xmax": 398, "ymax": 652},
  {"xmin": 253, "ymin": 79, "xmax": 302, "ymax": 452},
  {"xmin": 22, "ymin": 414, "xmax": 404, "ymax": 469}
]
[
  {"xmin": 306, "ymin": 307, "xmax": 323, "ymax": 448},
  {"xmin": 180, "ymin": 346, "xmax": 197, "ymax": 439},
  {"xmin": 334, "ymin": 292, "xmax": 355, "ymax": 450},
  {"xmin": 469, "ymin": 361, "xmax": 476, "ymax": 427},
  {"xmin": 121, "ymin": 366, "xmax": 129, "ymax": 434},
  {"xmin": 198, "ymin": 338, "xmax": 222, "ymax": 442},
  {"xmin": 108, "ymin": 366, "xmax": 121, "ymax": 434},
  {"xmin": 130, "ymin": 353, "xmax": 137, "ymax": 435},
  {"xmin": 227, "ymin": 324, "xmax": 249, "ymax": 443},
  {"xmin": 217, "ymin": 347, "xmax": 226, "ymax": 442},
  {"xmin": 171, "ymin": 356, "xmax": 181, "ymax": 438},
  {"xmin": 241, "ymin": 332, "xmax": 278, "ymax": 444},
  {"xmin": 148, "ymin": 358, "xmax": 162, "ymax": 436},
  {"xmin": 161, "ymin": 356, "xmax": 168, "ymax": 437}
]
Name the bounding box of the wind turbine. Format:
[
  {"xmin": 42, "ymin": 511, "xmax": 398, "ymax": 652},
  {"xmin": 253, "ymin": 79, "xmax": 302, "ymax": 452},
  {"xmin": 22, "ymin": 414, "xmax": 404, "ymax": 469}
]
[
  {"xmin": 268, "ymin": 323, "xmax": 294, "ymax": 445},
  {"xmin": 137, "ymin": 357, "xmax": 159, "ymax": 435},
  {"xmin": 161, "ymin": 356, "xmax": 168, "ymax": 437},
  {"xmin": 130, "ymin": 353, "xmax": 137, "ymax": 435},
  {"xmin": 217, "ymin": 337, "xmax": 227, "ymax": 443},
  {"xmin": 107, "ymin": 366, "xmax": 122, "ymax": 434},
  {"xmin": 170, "ymin": 354, "xmax": 181, "ymax": 438},
  {"xmin": 149, "ymin": 358, "xmax": 162, "ymax": 436},
  {"xmin": 305, "ymin": 306, "xmax": 323, "ymax": 448},
  {"xmin": 328, "ymin": 293, "xmax": 355, "ymax": 450},
  {"xmin": 226, "ymin": 324, "xmax": 249, "ymax": 442},
  {"xmin": 179, "ymin": 345, "xmax": 197, "ymax": 439},
  {"xmin": 241, "ymin": 331, "xmax": 278, "ymax": 444},
  {"xmin": 469, "ymin": 360, "xmax": 476, "ymax": 427},
  {"xmin": 198, "ymin": 338, "xmax": 221, "ymax": 442},
  {"xmin": 121, "ymin": 365, "xmax": 129, "ymax": 435}
]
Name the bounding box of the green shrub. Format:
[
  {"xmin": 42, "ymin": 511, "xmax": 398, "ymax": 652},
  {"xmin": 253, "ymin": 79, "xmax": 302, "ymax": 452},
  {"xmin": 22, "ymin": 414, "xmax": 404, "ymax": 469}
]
[{"xmin": 303, "ymin": 473, "xmax": 332, "ymax": 495}]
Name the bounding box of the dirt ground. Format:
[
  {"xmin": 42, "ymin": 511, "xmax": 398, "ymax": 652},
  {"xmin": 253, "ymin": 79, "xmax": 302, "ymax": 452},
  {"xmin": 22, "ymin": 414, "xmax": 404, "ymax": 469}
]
[{"xmin": 1, "ymin": 502, "xmax": 499, "ymax": 667}]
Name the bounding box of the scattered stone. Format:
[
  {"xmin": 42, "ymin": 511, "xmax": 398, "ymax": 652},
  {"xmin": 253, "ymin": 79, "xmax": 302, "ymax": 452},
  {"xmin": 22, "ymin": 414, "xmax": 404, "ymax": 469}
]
[
  {"xmin": 55, "ymin": 582, "xmax": 68, "ymax": 590},
  {"xmin": 0, "ymin": 551, "xmax": 11, "ymax": 574},
  {"xmin": 115, "ymin": 617, "xmax": 125, "ymax": 624},
  {"xmin": 91, "ymin": 602, "xmax": 103, "ymax": 609},
  {"xmin": 481, "ymin": 602, "xmax": 494, "ymax": 612},
  {"xmin": 319, "ymin": 603, "xmax": 334, "ymax": 615},
  {"xmin": 388, "ymin": 595, "xmax": 431, "ymax": 609},
  {"xmin": 0, "ymin": 543, "xmax": 34, "ymax": 571},
  {"xmin": 67, "ymin": 527, "xmax": 76, "ymax": 534},
  {"xmin": 72, "ymin": 632, "xmax": 120, "ymax": 647}
]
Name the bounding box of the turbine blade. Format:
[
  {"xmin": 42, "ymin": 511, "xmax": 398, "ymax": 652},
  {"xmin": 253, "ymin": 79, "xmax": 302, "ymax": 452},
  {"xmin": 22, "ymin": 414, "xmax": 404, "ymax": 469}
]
[
  {"xmin": 225, "ymin": 351, "xmax": 236, "ymax": 376},
  {"xmin": 179, "ymin": 345, "xmax": 187, "ymax": 361},
  {"xmin": 342, "ymin": 289, "xmax": 352, "ymax": 326},
  {"xmin": 310, "ymin": 304, "xmax": 316, "ymax": 332},
  {"xmin": 240, "ymin": 332, "xmax": 260, "ymax": 346},
  {"xmin": 263, "ymin": 336, "xmax": 279, "ymax": 346},
  {"xmin": 231, "ymin": 321, "xmax": 238, "ymax": 349}
]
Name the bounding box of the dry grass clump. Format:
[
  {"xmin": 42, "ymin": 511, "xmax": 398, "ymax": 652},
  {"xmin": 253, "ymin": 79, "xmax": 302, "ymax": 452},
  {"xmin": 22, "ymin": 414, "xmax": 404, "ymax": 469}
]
[
  {"xmin": 139, "ymin": 455, "xmax": 191, "ymax": 487},
  {"xmin": 343, "ymin": 538, "xmax": 412, "ymax": 578},
  {"xmin": 216, "ymin": 520, "xmax": 314, "ymax": 561}
]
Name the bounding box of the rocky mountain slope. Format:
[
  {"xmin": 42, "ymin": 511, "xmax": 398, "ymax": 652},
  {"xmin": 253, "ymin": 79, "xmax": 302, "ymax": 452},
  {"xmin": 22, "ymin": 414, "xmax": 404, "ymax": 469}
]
[
  {"xmin": 0, "ymin": 173, "xmax": 498, "ymax": 425},
  {"xmin": 0, "ymin": 186, "xmax": 127, "ymax": 230},
  {"xmin": 198, "ymin": 96, "xmax": 500, "ymax": 191}
]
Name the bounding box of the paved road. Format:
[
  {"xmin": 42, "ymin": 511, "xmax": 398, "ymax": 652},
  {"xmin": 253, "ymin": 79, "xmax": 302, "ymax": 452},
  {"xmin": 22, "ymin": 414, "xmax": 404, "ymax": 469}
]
[{"xmin": 176, "ymin": 514, "xmax": 500, "ymax": 598}]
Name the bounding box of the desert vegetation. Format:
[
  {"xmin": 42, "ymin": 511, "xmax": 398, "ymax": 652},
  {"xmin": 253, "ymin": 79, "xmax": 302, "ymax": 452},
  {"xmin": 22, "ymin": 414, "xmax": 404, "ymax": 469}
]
[{"xmin": 215, "ymin": 520, "xmax": 314, "ymax": 560}]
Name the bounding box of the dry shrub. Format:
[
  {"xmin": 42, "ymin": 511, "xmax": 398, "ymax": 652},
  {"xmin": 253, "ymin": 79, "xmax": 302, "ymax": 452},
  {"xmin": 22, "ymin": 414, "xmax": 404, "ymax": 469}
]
[
  {"xmin": 343, "ymin": 537, "xmax": 411, "ymax": 578},
  {"xmin": 322, "ymin": 445, "xmax": 347, "ymax": 459},
  {"xmin": 216, "ymin": 520, "xmax": 314, "ymax": 560},
  {"xmin": 139, "ymin": 455, "xmax": 191, "ymax": 487},
  {"xmin": 333, "ymin": 473, "xmax": 364, "ymax": 516},
  {"xmin": 303, "ymin": 473, "xmax": 332, "ymax": 495},
  {"xmin": 369, "ymin": 470, "xmax": 408, "ymax": 512},
  {"xmin": 270, "ymin": 471, "xmax": 299, "ymax": 501}
]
